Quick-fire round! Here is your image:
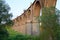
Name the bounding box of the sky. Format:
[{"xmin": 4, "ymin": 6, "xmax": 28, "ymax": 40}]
[{"xmin": 5, "ymin": 0, "xmax": 60, "ymax": 19}]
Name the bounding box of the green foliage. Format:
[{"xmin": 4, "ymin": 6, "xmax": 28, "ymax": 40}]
[
  {"xmin": 0, "ymin": 0, "xmax": 13, "ymax": 40},
  {"xmin": 38, "ymin": 7, "xmax": 60, "ymax": 40},
  {"xmin": 0, "ymin": 0, "xmax": 13, "ymax": 26},
  {"xmin": 7, "ymin": 34, "xmax": 40, "ymax": 40},
  {"xmin": 7, "ymin": 28, "xmax": 28, "ymax": 40},
  {"xmin": 0, "ymin": 28, "xmax": 9, "ymax": 40},
  {"xmin": 6, "ymin": 28, "xmax": 40, "ymax": 40}
]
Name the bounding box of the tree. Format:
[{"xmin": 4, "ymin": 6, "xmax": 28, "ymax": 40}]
[
  {"xmin": 38, "ymin": 7, "xmax": 60, "ymax": 40},
  {"xmin": 0, "ymin": 0, "xmax": 13, "ymax": 40}
]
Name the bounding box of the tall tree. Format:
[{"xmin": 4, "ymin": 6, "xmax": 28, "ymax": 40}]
[
  {"xmin": 38, "ymin": 7, "xmax": 60, "ymax": 40},
  {"xmin": 0, "ymin": 0, "xmax": 13, "ymax": 40}
]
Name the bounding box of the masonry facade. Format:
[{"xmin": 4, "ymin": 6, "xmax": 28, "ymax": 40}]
[{"xmin": 12, "ymin": 0, "xmax": 57, "ymax": 35}]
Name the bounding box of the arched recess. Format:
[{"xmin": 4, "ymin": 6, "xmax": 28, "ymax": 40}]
[
  {"xmin": 26, "ymin": 9, "xmax": 32, "ymax": 35},
  {"xmin": 32, "ymin": 1, "xmax": 41, "ymax": 35},
  {"xmin": 34, "ymin": 1, "xmax": 41, "ymax": 17},
  {"xmin": 27, "ymin": 10, "xmax": 31, "ymax": 22},
  {"xmin": 33, "ymin": 1, "xmax": 42, "ymax": 22}
]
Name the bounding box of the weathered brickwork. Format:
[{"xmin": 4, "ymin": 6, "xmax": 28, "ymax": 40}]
[{"xmin": 12, "ymin": 0, "xmax": 57, "ymax": 35}]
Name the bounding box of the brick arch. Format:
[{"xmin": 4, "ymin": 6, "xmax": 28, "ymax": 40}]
[
  {"xmin": 34, "ymin": 1, "xmax": 41, "ymax": 17},
  {"xmin": 31, "ymin": 1, "xmax": 41, "ymax": 35}
]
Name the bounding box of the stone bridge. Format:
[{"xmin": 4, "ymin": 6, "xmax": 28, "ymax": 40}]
[{"xmin": 12, "ymin": 0, "xmax": 57, "ymax": 35}]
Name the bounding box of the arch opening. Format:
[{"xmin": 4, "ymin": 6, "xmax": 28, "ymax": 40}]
[{"xmin": 34, "ymin": 1, "xmax": 41, "ymax": 16}]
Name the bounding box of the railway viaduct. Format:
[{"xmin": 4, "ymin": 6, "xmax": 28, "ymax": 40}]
[{"xmin": 12, "ymin": 0, "xmax": 57, "ymax": 35}]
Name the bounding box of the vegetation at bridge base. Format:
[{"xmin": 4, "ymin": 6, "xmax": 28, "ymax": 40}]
[
  {"xmin": 38, "ymin": 7, "xmax": 60, "ymax": 40},
  {"xmin": 3, "ymin": 26, "xmax": 40, "ymax": 40}
]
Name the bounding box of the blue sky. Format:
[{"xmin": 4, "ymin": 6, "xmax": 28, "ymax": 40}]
[{"xmin": 5, "ymin": 0, "xmax": 60, "ymax": 19}]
